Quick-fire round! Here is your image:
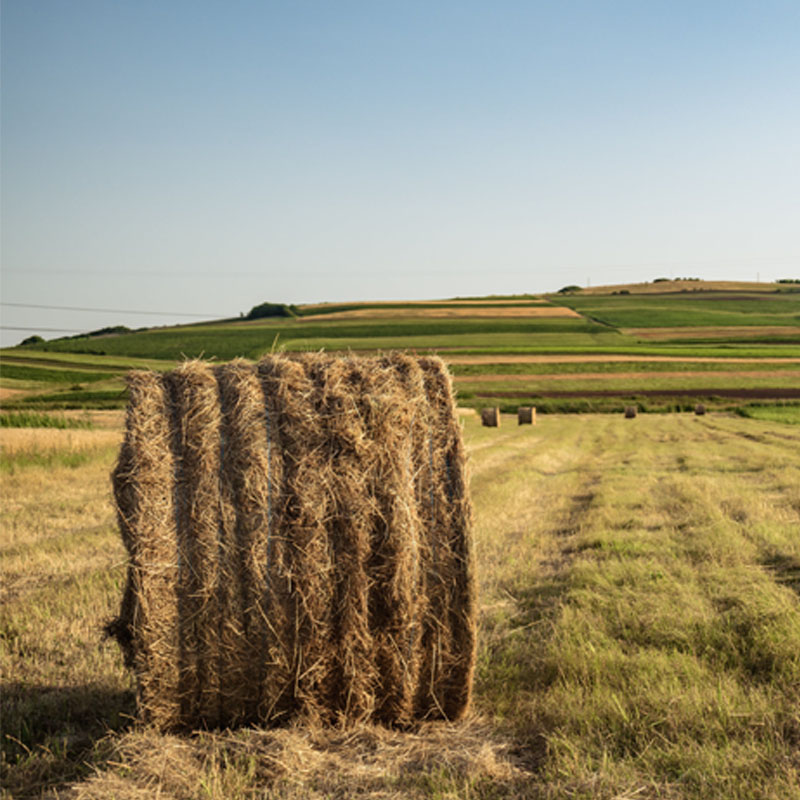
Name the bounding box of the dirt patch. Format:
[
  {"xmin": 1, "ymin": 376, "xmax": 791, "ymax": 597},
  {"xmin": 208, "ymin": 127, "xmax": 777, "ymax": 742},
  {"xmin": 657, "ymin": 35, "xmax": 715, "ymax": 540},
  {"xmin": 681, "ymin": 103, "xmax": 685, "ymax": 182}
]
[
  {"xmin": 444, "ymin": 354, "xmax": 800, "ymax": 365},
  {"xmin": 0, "ymin": 387, "xmax": 31, "ymax": 402},
  {"xmin": 476, "ymin": 388, "xmax": 800, "ymax": 400},
  {"xmin": 455, "ymin": 370, "xmax": 800, "ymax": 383}
]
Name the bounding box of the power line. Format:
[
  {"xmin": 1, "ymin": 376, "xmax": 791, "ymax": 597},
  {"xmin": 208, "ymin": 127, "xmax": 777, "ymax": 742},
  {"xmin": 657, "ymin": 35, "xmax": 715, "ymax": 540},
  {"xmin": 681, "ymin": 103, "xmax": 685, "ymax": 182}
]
[
  {"xmin": 0, "ymin": 325, "xmax": 87, "ymax": 333},
  {"xmin": 1, "ymin": 302, "xmax": 220, "ymax": 317}
]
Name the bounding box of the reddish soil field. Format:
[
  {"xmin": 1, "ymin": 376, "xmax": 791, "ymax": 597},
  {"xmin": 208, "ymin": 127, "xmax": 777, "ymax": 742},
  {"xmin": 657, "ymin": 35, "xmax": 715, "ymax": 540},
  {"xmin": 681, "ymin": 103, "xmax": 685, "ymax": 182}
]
[{"xmin": 475, "ymin": 388, "xmax": 800, "ymax": 399}]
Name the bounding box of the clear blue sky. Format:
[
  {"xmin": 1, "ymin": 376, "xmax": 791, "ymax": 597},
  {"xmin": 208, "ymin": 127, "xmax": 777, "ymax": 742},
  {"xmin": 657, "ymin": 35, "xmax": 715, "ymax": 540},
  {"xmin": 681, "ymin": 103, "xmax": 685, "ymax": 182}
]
[{"xmin": 2, "ymin": 0, "xmax": 799, "ymax": 345}]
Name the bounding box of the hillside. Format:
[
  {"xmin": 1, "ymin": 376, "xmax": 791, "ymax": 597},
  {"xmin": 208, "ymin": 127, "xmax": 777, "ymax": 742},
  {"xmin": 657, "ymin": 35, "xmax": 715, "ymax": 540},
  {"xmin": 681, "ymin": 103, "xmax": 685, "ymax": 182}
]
[{"xmin": 1, "ymin": 286, "xmax": 799, "ymax": 413}]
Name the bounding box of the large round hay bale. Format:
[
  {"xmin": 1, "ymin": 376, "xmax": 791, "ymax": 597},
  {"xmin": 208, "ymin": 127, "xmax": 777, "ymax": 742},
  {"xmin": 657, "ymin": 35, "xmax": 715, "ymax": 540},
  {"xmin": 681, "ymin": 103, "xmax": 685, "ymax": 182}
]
[
  {"xmin": 517, "ymin": 406, "xmax": 536, "ymax": 425},
  {"xmin": 480, "ymin": 407, "xmax": 500, "ymax": 427},
  {"xmin": 624, "ymin": 405, "xmax": 637, "ymax": 419},
  {"xmin": 695, "ymin": 403, "xmax": 706, "ymax": 416},
  {"xmin": 109, "ymin": 354, "xmax": 476, "ymax": 732}
]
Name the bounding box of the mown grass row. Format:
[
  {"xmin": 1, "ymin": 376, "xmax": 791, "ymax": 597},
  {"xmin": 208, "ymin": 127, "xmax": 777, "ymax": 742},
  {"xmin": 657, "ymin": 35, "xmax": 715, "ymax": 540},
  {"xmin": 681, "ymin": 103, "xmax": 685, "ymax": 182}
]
[
  {"xmin": 736, "ymin": 404, "xmax": 800, "ymax": 425},
  {"xmin": 471, "ymin": 413, "xmax": 800, "ymax": 799}
]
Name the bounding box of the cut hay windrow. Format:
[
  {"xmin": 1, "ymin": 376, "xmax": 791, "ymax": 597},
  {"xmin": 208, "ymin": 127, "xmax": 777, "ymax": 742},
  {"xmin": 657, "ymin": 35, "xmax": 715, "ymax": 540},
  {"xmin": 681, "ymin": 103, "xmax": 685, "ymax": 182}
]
[{"xmin": 109, "ymin": 354, "xmax": 476, "ymax": 732}]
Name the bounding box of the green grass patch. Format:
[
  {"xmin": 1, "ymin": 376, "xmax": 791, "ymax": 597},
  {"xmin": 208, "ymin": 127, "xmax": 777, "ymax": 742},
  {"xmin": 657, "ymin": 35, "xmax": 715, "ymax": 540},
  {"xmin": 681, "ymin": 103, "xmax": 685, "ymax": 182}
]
[
  {"xmin": 0, "ymin": 349, "xmax": 175, "ymax": 371},
  {"xmin": 0, "ymin": 363, "xmax": 114, "ymax": 384},
  {"xmin": 735, "ymin": 404, "xmax": 800, "ymax": 425},
  {"xmin": 0, "ymin": 449, "xmax": 103, "ymax": 473},
  {"xmin": 3, "ymin": 389, "xmax": 128, "ymax": 411},
  {"xmin": 456, "ymin": 371, "xmax": 800, "ymax": 395},
  {"xmin": 0, "ymin": 411, "xmax": 94, "ymax": 429}
]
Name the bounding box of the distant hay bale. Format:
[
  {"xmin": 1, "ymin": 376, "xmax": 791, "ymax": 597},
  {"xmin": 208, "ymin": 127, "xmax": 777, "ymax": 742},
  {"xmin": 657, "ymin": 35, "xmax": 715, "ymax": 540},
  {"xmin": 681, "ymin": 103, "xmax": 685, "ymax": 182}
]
[
  {"xmin": 108, "ymin": 354, "xmax": 476, "ymax": 732},
  {"xmin": 624, "ymin": 406, "xmax": 637, "ymax": 419},
  {"xmin": 695, "ymin": 403, "xmax": 706, "ymax": 415},
  {"xmin": 480, "ymin": 407, "xmax": 500, "ymax": 427},
  {"xmin": 517, "ymin": 406, "xmax": 535, "ymax": 425}
]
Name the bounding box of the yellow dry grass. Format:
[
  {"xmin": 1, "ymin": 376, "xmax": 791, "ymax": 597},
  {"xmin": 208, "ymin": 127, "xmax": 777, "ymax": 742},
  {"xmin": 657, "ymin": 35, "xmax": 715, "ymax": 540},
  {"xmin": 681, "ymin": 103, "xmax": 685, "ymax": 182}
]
[
  {"xmin": 300, "ymin": 306, "xmax": 580, "ymax": 321},
  {"xmin": 299, "ymin": 299, "xmax": 548, "ymax": 311},
  {"xmin": 0, "ymin": 387, "xmax": 32, "ymax": 401},
  {"xmin": 443, "ymin": 354, "xmax": 800, "ymax": 365},
  {"xmin": 575, "ymin": 279, "xmax": 778, "ymax": 295},
  {"xmin": 65, "ymin": 719, "xmax": 529, "ymax": 800},
  {"xmin": 0, "ymin": 427, "xmax": 123, "ymax": 455},
  {"xmin": 452, "ymin": 369, "xmax": 800, "ymax": 384}
]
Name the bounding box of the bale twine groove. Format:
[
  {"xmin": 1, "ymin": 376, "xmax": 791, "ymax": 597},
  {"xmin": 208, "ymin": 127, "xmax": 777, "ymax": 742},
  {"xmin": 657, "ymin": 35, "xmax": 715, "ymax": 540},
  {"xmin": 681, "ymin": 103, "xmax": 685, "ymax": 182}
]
[{"xmin": 109, "ymin": 354, "xmax": 476, "ymax": 731}]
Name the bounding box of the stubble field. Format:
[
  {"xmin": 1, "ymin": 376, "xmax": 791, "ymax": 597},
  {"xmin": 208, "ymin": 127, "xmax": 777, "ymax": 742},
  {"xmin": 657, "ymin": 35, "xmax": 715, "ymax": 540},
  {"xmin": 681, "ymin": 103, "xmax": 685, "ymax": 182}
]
[{"xmin": 2, "ymin": 410, "xmax": 800, "ymax": 799}]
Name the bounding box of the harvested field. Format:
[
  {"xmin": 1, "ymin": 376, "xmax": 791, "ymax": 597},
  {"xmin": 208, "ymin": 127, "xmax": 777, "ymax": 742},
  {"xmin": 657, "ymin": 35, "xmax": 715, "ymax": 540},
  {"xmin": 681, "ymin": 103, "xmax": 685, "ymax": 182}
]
[
  {"xmin": 444, "ymin": 354, "xmax": 800, "ymax": 365},
  {"xmin": 569, "ymin": 279, "xmax": 779, "ymax": 294},
  {"xmin": 476, "ymin": 387, "xmax": 800, "ymax": 399},
  {"xmin": 455, "ymin": 369, "xmax": 800, "ymax": 383},
  {"xmin": 299, "ymin": 299, "xmax": 548, "ymax": 311},
  {"xmin": 4, "ymin": 412, "xmax": 800, "ymax": 798},
  {"xmin": 300, "ymin": 306, "xmax": 580, "ymax": 321}
]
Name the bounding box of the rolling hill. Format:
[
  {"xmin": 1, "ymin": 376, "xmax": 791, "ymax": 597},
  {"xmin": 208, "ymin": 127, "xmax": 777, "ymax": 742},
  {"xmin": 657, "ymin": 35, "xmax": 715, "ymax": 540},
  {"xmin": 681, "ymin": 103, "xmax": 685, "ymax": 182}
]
[{"xmin": 2, "ymin": 281, "xmax": 799, "ymax": 414}]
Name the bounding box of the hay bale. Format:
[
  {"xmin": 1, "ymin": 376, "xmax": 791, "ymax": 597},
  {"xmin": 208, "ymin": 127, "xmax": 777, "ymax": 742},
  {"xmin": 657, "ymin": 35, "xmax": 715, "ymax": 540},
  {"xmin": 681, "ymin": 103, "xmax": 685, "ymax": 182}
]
[
  {"xmin": 109, "ymin": 354, "xmax": 476, "ymax": 731},
  {"xmin": 480, "ymin": 407, "xmax": 500, "ymax": 427},
  {"xmin": 517, "ymin": 406, "xmax": 535, "ymax": 425},
  {"xmin": 624, "ymin": 405, "xmax": 637, "ymax": 419},
  {"xmin": 695, "ymin": 403, "xmax": 706, "ymax": 416}
]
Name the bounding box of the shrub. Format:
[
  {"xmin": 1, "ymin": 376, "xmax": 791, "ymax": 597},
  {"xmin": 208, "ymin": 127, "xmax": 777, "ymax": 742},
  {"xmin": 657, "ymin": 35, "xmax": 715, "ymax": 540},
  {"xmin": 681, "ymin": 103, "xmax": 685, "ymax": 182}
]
[{"xmin": 246, "ymin": 302, "xmax": 296, "ymax": 320}]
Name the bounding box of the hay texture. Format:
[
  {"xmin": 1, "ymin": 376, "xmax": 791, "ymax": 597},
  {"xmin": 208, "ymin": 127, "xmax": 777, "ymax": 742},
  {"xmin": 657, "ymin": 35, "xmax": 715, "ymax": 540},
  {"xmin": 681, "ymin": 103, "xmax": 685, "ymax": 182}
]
[
  {"xmin": 517, "ymin": 406, "xmax": 535, "ymax": 426},
  {"xmin": 624, "ymin": 406, "xmax": 637, "ymax": 419},
  {"xmin": 109, "ymin": 354, "xmax": 476, "ymax": 732},
  {"xmin": 480, "ymin": 407, "xmax": 500, "ymax": 427}
]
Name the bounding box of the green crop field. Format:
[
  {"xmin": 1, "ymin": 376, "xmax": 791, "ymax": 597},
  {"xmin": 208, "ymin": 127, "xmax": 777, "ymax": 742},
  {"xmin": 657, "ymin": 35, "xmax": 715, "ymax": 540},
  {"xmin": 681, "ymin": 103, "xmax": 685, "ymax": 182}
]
[
  {"xmin": 553, "ymin": 290, "xmax": 800, "ymax": 329},
  {"xmin": 2, "ymin": 411, "xmax": 799, "ymax": 799}
]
